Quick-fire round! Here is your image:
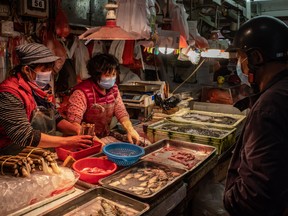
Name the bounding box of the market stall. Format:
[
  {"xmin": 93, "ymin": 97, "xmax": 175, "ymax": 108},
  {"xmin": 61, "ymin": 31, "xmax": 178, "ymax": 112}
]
[
  {"xmin": 0, "ymin": 100, "xmax": 245, "ymax": 216},
  {"xmin": 1, "ymin": 0, "xmax": 286, "ymax": 215},
  {"xmin": 0, "ymin": 104, "xmax": 240, "ymax": 215}
]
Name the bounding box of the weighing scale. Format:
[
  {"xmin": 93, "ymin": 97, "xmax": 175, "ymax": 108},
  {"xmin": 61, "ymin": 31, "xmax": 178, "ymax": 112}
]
[
  {"xmin": 120, "ymin": 81, "xmax": 165, "ymax": 108},
  {"xmin": 119, "ymin": 81, "xmax": 165, "ymax": 117},
  {"xmin": 121, "ymin": 92, "xmax": 154, "ymax": 107}
]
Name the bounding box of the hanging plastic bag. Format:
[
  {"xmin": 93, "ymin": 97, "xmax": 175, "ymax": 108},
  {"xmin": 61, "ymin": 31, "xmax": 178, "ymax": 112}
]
[
  {"xmin": 74, "ymin": 39, "xmax": 90, "ymax": 80},
  {"xmin": 44, "ymin": 31, "xmax": 66, "ymax": 73}
]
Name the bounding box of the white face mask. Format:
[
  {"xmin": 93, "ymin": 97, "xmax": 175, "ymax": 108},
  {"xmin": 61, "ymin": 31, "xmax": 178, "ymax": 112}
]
[
  {"xmin": 35, "ymin": 71, "xmax": 52, "ymax": 88},
  {"xmin": 98, "ymin": 76, "xmax": 116, "ymax": 89},
  {"xmin": 236, "ymin": 58, "xmax": 250, "ymax": 87}
]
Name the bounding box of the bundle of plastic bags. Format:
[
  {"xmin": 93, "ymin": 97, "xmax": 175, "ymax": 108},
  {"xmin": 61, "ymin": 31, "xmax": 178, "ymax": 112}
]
[{"xmin": 0, "ymin": 167, "xmax": 79, "ymax": 215}]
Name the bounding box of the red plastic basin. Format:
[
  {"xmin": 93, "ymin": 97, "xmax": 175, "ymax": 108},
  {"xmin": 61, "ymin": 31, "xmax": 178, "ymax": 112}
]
[
  {"xmin": 56, "ymin": 141, "xmax": 102, "ymax": 161},
  {"xmin": 72, "ymin": 157, "xmax": 117, "ymax": 184}
]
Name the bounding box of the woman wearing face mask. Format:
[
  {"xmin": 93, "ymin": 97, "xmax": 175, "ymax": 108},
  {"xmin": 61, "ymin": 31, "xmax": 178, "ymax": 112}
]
[
  {"xmin": 65, "ymin": 53, "xmax": 140, "ymax": 145},
  {"xmin": 0, "ymin": 43, "xmax": 93, "ymax": 155}
]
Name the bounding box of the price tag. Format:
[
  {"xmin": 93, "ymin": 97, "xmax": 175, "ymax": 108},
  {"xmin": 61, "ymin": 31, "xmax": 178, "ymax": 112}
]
[{"xmin": 31, "ymin": 0, "xmax": 45, "ymax": 9}]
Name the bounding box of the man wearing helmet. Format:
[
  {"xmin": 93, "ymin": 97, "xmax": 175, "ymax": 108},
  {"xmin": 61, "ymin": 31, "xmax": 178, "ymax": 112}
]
[{"xmin": 223, "ymin": 15, "xmax": 288, "ymax": 215}]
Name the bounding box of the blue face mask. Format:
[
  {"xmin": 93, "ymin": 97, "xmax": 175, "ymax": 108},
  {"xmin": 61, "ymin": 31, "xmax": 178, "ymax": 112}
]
[
  {"xmin": 236, "ymin": 58, "xmax": 250, "ymax": 87},
  {"xmin": 35, "ymin": 71, "xmax": 52, "ymax": 89},
  {"xmin": 98, "ymin": 76, "xmax": 116, "ymax": 89}
]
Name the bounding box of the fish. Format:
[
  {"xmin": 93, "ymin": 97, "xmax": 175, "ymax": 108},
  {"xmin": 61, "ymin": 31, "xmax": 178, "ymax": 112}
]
[
  {"xmin": 133, "ymin": 172, "xmax": 143, "ymax": 179},
  {"xmin": 120, "ymin": 178, "xmax": 127, "ymax": 185},
  {"xmin": 147, "ymin": 182, "xmax": 158, "ymax": 189},
  {"xmin": 148, "ymin": 176, "xmax": 158, "ymax": 184},
  {"xmin": 139, "ymin": 175, "xmax": 149, "ymax": 181},
  {"xmin": 142, "ymin": 187, "xmax": 153, "ymax": 196},
  {"xmin": 140, "ymin": 181, "xmax": 148, "ymax": 187},
  {"xmin": 154, "ymin": 169, "xmax": 168, "ymax": 180},
  {"xmin": 150, "ymin": 183, "xmax": 163, "ymax": 193},
  {"xmin": 128, "ymin": 186, "xmax": 145, "ymax": 195},
  {"xmin": 170, "ymin": 171, "xmax": 181, "ymax": 177},
  {"xmin": 110, "ymin": 180, "xmax": 121, "ymax": 187},
  {"xmin": 143, "ymin": 169, "xmax": 154, "ymax": 175},
  {"xmin": 124, "ymin": 173, "xmax": 134, "ymax": 179},
  {"xmin": 115, "ymin": 205, "xmax": 127, "ymax": 216},
  {"xmin": 101, "ymin": 199, "xmax": 116, "ymax": 215}
]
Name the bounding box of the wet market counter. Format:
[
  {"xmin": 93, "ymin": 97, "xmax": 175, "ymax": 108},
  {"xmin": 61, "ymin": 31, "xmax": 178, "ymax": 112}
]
[
  {"xmin": 6, "ymin": 142, "xmax": 230, "ymax": 216},
  {"xmin": 6, "ymin": 108, "xmax": 241, "ymax": 216}
]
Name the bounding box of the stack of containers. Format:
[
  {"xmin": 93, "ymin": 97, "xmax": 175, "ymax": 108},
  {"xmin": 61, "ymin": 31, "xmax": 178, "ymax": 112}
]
[{"xmin": 147, "ymin": 110, "xmax": 246, "ymax": 154}]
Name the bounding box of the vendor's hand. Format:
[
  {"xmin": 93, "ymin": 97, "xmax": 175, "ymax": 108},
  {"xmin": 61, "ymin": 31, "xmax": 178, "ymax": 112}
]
[
  {"xmin": 92, "ymin": 135, "xmax": 106, "ymax": 152},
  {"xmin": 127, "ymin": 128, "xmax": 140, "ymax": 145},
  {"xmin": 65, "ymin": 135, "xmax": 93, "ymax": 148},
  {"xmin": 93, "ymin": 135, "xmax": 105, "ymax": 146}
]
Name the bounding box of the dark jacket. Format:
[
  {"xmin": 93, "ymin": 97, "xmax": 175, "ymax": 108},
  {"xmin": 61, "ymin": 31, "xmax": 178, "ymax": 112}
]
[{"xmin": 224, "ymin": 70, "xmax": 288, "ymax": 216}]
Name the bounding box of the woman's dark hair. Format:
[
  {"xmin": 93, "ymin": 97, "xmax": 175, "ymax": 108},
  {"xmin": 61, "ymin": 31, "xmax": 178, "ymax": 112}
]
[{"xmin": 87, "ymin": 53, "xmax": 120, "ymax": 82}]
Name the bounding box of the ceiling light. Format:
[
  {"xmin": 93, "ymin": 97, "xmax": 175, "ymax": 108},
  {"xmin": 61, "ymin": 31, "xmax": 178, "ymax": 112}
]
[
  {"xmin": 157, "ymin": 29, "xmax": 180, "ymax": 55},
  {"xmin": 159, "ymin": 47, "xmax": 175, "ymax": 55},
  {"xmin": 200, "ymin": 49, "xmax": 230, "ymax": 58}
]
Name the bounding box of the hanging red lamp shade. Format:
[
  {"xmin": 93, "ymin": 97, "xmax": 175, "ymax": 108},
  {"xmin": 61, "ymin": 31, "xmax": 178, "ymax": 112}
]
[
  {"xmin": 79, "ymin": 2, "xmax": 137, "ymax": 41},
  {"xmin": 79, "ymin": 20, "xmax": 137, "ymax": 41}
]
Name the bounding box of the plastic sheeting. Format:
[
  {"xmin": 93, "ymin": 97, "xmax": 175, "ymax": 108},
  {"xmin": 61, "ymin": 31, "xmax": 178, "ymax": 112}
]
[
  {"xmin": 0, "ymin": 167, "xmax": 79, "ymax": 215},
  {"xmin": 116, "ymin": 0, "xmax": 154, "ymax": 39}
]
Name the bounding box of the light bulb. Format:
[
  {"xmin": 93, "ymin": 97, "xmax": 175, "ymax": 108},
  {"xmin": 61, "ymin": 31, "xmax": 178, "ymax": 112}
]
[
  {"xmin": 159, "ymin": 47, "xmax": 174, "ymax": 54},
  {"xmin": 200, "ymin": 49, "xmax": 229, "ymax": 58}
]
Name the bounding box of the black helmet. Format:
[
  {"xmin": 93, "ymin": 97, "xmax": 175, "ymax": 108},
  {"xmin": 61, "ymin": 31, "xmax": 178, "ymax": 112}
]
[{"xmin": 232, "ymin": 15, "xmax": 288, "ymax": 62}]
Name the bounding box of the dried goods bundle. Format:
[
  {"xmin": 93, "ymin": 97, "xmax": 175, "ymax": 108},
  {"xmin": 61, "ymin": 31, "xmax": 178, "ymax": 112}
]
[
  {"xmin": 0, "ymin": 147, "xmax": 60, "ymax": 177},
  {"xmin": 0, "ymin": 155, "xmax": 33, "ymax": 177}
]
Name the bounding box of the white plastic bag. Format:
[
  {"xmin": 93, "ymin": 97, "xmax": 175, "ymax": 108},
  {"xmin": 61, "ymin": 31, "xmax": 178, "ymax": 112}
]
[
  {"xmin": 74, "ymin": 39, "xmax": 90, "ymax": 80},
  {"xmin": 0, "ymin": 167, "xmax": 79, "ymax": 215}
]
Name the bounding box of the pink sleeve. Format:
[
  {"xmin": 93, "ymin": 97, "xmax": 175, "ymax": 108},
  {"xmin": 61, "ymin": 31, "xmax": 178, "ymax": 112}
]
[
  {"xmin": 114, "ymin": 89, "xmax": 129, "ymax": 120},
  {"xmin": 66, "ymin": 90, "xmax": 87, "ymax": 124}
]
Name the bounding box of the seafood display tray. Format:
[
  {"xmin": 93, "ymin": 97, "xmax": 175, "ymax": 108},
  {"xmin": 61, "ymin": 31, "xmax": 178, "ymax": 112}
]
[
  {"xmin": 168, "ymin": 109, "xmax": 246, "ymax": 136},
  {"xmin": 42, "ymin": 186, "xmax": 149, "ymax": 216},
  {"xmin": 147, "ymin": 120, "xmax": 236, "ymax": 154},
  {"xmin": 143, "ymin": 139, "xmax": 217, "ymax": 172},
  {"xmin": 99, "ymin": 160, "xmax": 186, "ymax": 200}
]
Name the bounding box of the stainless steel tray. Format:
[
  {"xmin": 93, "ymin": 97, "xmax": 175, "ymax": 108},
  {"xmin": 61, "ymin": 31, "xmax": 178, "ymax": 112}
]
[
  {"xmin": 143, "ymin": 139, "xmax": 217, "ymax": 172},
  {"xmin": 42, "ymin": 186, "xmax": 149, "ymax": 216},
  {"xmin": 99, "ymin": 160, "xmax": 186, "ymax": 200}
]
